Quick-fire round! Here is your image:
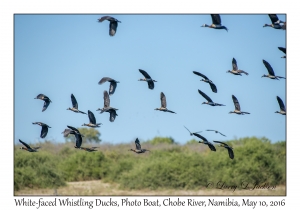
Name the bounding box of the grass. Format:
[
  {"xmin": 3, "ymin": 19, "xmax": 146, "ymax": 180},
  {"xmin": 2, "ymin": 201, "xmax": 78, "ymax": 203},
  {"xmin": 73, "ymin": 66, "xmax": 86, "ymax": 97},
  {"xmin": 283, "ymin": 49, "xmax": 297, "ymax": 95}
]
[{"xmin": 15, "ymin": 180, "xmax": 286, "ymax": 196}]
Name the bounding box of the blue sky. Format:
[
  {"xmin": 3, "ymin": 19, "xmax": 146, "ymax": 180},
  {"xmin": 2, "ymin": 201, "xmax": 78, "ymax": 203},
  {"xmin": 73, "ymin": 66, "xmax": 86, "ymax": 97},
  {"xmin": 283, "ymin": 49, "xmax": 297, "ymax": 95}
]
[{"xmin": 14, "ymin": 14, "xmax": 286, "ymax": 145}]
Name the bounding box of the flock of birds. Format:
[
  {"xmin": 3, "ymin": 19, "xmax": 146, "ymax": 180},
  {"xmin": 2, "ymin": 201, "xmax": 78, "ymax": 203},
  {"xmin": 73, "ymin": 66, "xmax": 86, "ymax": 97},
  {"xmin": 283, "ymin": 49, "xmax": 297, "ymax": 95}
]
[{"xmin": 18, "ymin": 14, "xmax": 286, "ymax": 160}]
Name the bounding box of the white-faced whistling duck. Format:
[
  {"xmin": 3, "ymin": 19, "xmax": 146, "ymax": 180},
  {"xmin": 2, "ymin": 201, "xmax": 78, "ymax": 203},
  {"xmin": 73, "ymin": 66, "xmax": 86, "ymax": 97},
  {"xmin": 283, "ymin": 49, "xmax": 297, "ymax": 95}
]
[
  {"xmin": 207, "ymin": 129, "xmax": 226, "ymax": 137},
  {"xmin": 227, "ymin": 58, "xmax": 249, "ymax": 76},
  {"xmin": 263, "ymin": 14, "xmax": 285, "ymax": 30},
  {"xmin": 82, "ymin": 110, "xmax": 102, "ymax": 128},
  {"xmin": 80, "ymin": 147, "xmax": 98, "ymax": 152},
  {"xmin": 63, "ymin": 125, "xmax": 84, "ymax": 137},
  {"xmin": 202, "ymin": 14, "xmax": 228, "ymax": 32},
  {"xmin": 213, "ymin": 141, "xmax": 234, "ymax": 159},
  {"xmin": 34, "ymin": 94, "xmax": 51, "ymax": 112},
  {"xmin": 193, "ymin": 71, "xmax": 217, "ymax": 93},
  {"xmin": 278, "ymin": 47, "xmax": 286, "ymax": 58},
  {"xmin": 67, "ymin": 94, "xmax": 87, "ymax": 114},
  {"xmin": 262, "ymin": 59, "xmax": 286, "ymax": 80},
  {"xmin": 98, "ymin": 77, "xmax": 120, "ymax": 95},
  {"xmin": 192, "ymin": 133, "xmax": 216, "ymax": 151},
  {"xmin": 62, "ymin": 127, "xmax": 84, "ymax": 138},
  {"xmin": 184, "ymin": 126, "xmax": 202, "ymax": 136},
  {"xmin": 229, "ymin": 95, "xmax": 250, "ymax": 115},
  {"xmin": 138, "ymin": 69, "xmax": 157, "ymax": 90},
  {"xmin": 198, "ymin": 89, "xmax": 225, "ymax": 106},
  {"xmin": 98, "ymin": 16, "xmax": 121, "ymax": 36},
  {"xmin": 96, "ymin": 90, "xmax": 118, "ymax": 122},
  {"xmin": 154, "ymin": 92, "xmax": 176, "ymax": 114},
  {"xmin": 275, "ymin": 96, "xmax": 286, "ymax": 115},
  {"xmin": 32, "ymin": 122, "xmax": 51, "ymax": 138},
  {"xmin": 19, "ymin": 139, "xmax": 40, "ymax": 152},
  {"xmin": 62, "ymin": 125, "xmax": 84, "ymax": 149},
  {"xmin": 129, "ymin": 138, "xmax": 150, "ymax": 154}
]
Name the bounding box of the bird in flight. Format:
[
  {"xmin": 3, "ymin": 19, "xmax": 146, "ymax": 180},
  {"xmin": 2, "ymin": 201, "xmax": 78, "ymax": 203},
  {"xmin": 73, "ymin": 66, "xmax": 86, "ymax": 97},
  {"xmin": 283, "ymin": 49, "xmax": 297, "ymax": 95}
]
[
  {"xmin": 206, "ymin": 129, "xmax": 226, "ymax": 137},
  {"xmin": 138, "ymin": 69, "xmax": 157, "ymax": 90},
  {"xmin": 98, "ymin": 16, "xmax": 121, "ymax": 36},
  {"xmin": 34, "ymin": 94, "xmax": 52, "ymax": 112},
  {"xmin": 129, "ymin": 138, "xmax": 150, "ymax": 154},
  {"xmin": 154, "ymin": 92, "xmax": 176, "ymax": 114},
  {"xmin": 67, "ymin": 94, "xmax": 86, "ymax": 114},
  {"xmin": 193, "ymin": 71, "xmax": 217, "ymax": 93},
  {"xmin": 213, "ymin": 141, "xmax": 234, "ymax": 159},
  {"xmin": 98, "ymin": 77, "xmax": 120, "ymax": 95},
  {"xmin": 202, "ymin": 14, "xmax": 228, "ymax": 31}
]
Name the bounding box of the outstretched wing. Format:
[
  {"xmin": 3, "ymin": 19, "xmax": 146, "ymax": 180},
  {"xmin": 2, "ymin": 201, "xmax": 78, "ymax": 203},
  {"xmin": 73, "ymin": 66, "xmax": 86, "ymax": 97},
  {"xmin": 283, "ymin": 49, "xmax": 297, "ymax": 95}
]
[
  {"xmin": 88, "ymin": 110, "xmax": 97, "ymax": 124},
  {"xmin": 74, "ymin": 133, "xmax": 82, "ymax": 148},
  {"xmin": 227, "ymin": 148, "xmax": 234, "ymax": 159},
  {"xmin": 135, "ymin": 138, "xmax": 142, "ymax": 150},
  {"xmin": 207, "ymin": 142, "xmax": 216, "ymax": 151},
  {"xmin": 193, "ymin": 71, "xmax": 208, "ymax": 80},
  {"xmin": 278, "ymin": 47, "xmax": 286, "ymax": 54},
  {"xmin": 211, "ymin": 14, "xmax": 221, "ymax": 25},
  {"xmin": 184, "ymin": 126, "xmax": 192, "ymax": 134},
  {"xmin": 19, "ymin": 139, "xmax": 31, "ymax": 149},
  {"xmin": 268, "ymin": 14, "xmax": 279, "ymax": 24},
  {"xmin": 109, "ymin": 21, "xmax": 118, "ymax": 36},
  {"xmin": 160, "ymin": 92, "xmax": 167, "ymax": 108},
  {"xmin": 109, "ymin": 109, "xmax": 118, "ymax": 122},
  {"xmin": 232, "ymin": 58, "xmax": 238, "ymax": 70},
  {"xmin": 71, "ymin": 94, "xmax": 78, "ymax": 109},
  {"xmin": 103, "ymin": 90, "xmax": 110, "ymax": 108},
  {"xmin": 167, "ymin": 109, "xmax": 176, "ymax": 114},
  {"xmin": 40, "ymin": 125, "xmax": 49, "ymax": 138},
  {"xmin": 276, "ymin": 96, "xmax": 286, "ymax": 112},
  {"xmin": 98, "ymin": 16, "xmax": 114, "ymax": 22},
  {"xmin": 213, "ymin": 140, "xmax": 229, "ymax": 147},
  {"xmin": 263, "ymin": 60, "xmax": 275, "ymax": 76},
  {"xmin": 208, "ymin": 82, "xmax": 217, "ymax": 93},
  {"xmin": 109, "ymin": 81, "xmax": 117, "ymax": 95},
  {"xmin": 147, "ymin": 81, "xmax": 155, "ymax": 90},
  {"xmin": 139, "ymin": 69, "xmax": 152, "ymax": 79},
  {"xmin": 219, "ymin": 132, "xmax": 226, "ymax": 137},
  {"xmin": 42, "ymin": 99, "xmax": 51, "ymax": 112},
  {"xmin": 62, "ymin": 129, "xmax": 73, "ymax": 137},
  {"xmin": 99, "ymin": 77, "xmax": 113, "ymax": 85},
  {"xmin": 232, "ymin": 95, "xmax": 241, "ymax": 111},
  {"xmin": 198, "ymin": 89, "xmax": 213, "ymax": 102},
  {"xmin": 67, "ymin": 125, "xmax": 80, "ymax": 133},
  {"xmin": 193, "ymin": 133, "xmax": 207, "ymax": 142}
]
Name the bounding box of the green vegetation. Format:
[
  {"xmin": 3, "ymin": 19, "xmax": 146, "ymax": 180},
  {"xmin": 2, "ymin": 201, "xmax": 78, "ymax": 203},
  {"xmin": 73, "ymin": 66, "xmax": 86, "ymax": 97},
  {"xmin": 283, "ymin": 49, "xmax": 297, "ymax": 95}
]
[
  {"xmin": 146, "ymin": 136, "xmax": 176, "ymax": 145},
  {"xmin": 14, "ymin": 136, "xmax": 286, "ymax": 192}
]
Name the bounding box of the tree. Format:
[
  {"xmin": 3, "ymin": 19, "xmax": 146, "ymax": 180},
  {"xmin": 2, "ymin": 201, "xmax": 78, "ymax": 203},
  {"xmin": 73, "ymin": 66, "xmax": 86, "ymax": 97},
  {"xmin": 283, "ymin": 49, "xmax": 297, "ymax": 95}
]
[
  {"xmin": 65, "ymin": 127, "xmax": 101, "ymax": 144},
  {"xmin": 185, "ymin": 139, "xmax": 198, "ymax": 144},
  {"xmin": 147, "ymin": 136, "xmax": 176, "ymax": 145}
]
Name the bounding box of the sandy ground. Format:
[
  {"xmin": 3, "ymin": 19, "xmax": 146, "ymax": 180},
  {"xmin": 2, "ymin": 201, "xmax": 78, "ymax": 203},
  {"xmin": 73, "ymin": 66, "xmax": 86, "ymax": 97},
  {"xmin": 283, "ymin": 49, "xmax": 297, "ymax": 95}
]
[{"xmin": 15, "ymin": 180, "xmax": 286, "ymax": 196}]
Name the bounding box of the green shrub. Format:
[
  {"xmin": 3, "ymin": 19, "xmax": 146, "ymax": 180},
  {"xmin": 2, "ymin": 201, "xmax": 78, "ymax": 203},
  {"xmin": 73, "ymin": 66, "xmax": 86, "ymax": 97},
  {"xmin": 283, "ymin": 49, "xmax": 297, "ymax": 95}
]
[
  {"xmin": 14, "ymin": 151, "xmax": 65, "ymax": 191},
  {"xmin": 14, "ymin": 136, "xmax": 286, "ymax": 191}
]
